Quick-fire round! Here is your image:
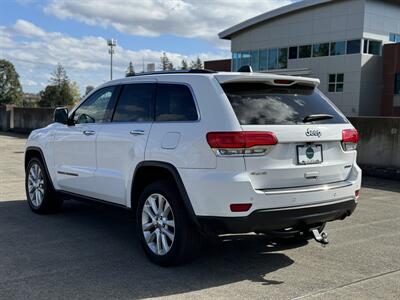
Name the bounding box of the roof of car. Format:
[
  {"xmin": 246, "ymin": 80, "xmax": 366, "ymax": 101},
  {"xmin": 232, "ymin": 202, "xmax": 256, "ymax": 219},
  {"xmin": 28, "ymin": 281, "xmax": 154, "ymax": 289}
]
[{"xmin": 101, "ymin": 70, "xmax": 320, "ymax": 89}]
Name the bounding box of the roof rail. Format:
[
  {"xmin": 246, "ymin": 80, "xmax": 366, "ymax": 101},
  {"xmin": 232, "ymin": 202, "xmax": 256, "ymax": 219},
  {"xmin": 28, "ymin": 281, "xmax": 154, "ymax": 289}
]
[{"xmin": 126, "ymin": 69, "xmax": 217, "ymax": 77}]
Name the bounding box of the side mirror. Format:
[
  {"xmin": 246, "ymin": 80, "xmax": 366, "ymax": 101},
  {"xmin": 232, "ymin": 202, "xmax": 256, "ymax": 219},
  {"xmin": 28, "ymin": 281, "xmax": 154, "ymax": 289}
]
[{"xmin": 54, "ymin": 107, "xmax": 68, "ymax": 124}]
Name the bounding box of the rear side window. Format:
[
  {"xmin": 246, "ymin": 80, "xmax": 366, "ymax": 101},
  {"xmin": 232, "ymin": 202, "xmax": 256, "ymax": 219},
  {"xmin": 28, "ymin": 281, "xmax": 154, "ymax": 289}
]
[
  {"xmin": 222, "ymin": 82, "xmax": 347, "ymax": 125},
  {"xmin": 113, "ymin": 83, "xmax": 155, "ymax": 122},
  {"xmin": 156, "ymin": 84, "xmax": 198, "ymax": 121}
]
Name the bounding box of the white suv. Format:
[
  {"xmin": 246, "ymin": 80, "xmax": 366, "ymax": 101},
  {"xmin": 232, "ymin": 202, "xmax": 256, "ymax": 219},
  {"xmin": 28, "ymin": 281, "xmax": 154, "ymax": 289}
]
[{"xmin": 25, "ymin": 70, "xmax": 361, "ymax": 266}]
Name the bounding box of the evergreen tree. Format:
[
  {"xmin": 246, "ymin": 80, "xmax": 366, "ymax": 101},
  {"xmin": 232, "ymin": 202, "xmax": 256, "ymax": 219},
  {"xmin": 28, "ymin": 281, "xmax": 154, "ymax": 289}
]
[
  {"xmin": 160, "ymin": 52, "xmax": 174, "ymax": 70},
  {"xmin": 0, "ymin": 59, "xmax": 23, "ymax": 105},
  {"xmin": 190, "ymin": 57, "xmax": 203, "ymax": 69},
  {"xmin": 181, "ymin": 59, "xmax": 189, "ymax": 70},
  {"xmin": 126, "ymin": 61, "xmax": 135, "ymax": 76},
  {"xmin": 50, "ymin": 63, "xmax": 68, "ymax": 87},
  {"xmin": 39, "ymin": 64, "xmax": 75, "ymax": 107}
]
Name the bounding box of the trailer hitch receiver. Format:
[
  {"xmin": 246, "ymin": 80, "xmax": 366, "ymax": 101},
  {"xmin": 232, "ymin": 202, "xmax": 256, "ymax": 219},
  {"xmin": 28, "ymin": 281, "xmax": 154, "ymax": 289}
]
[{"xmin": 311, "ymin": 228, "xmax": 329, "ymax": 246}]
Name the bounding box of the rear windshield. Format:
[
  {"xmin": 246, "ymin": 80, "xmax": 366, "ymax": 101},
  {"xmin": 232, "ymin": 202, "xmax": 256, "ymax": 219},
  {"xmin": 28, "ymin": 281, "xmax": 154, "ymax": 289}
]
[{"xmin": 221, "ymin": 82, "xmax": 347, "ymax": 125}]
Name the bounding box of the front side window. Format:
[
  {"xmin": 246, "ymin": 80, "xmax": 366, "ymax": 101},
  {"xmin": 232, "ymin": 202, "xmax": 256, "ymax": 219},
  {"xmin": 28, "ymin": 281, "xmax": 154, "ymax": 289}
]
[
  {"xmin": 313, "ymin": 43, "xmax": 329, "ymax": 57},
  {"xmin": 347, "ymin": 40, "xmax": 361, "ymax": 54},
  {"xmin": 156, "ymin": 84, "xmax": 198, "ymax": 121},
  {"xmin": 395, "ymin": 73, "xmax": 400, "ymax": 95},
  {"xmin": 299, "ymin": 45, "xmax": 311, "ymax": 58},
  {"xmin": 74, "ymin": 86, "xmax": 116, "ymax": 124},
  {"xmin": 328, "ymin": 73, "xmax": 344, "ymax": 93},
  {"xmin": 330, "ymin": 41, "xmax": 346, "ymax": 56},
  {"xmin": 221, "ymin": 82, "xmax": 346, "ymax": 125},
  {"xmin": 113, "ymin": 83, "xmax": 155, "ymax": 122}
]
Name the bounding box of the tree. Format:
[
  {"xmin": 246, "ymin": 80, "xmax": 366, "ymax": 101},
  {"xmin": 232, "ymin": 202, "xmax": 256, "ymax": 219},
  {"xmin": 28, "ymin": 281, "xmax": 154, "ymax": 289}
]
[
  {"xmin": 160, "ymin": 52, "xmax": 174, "ymax": 70},
  {"xmin": 126, "ymin": 61, "xmax": 135, "ymax": 76},
  {"xmin": 190, "ymin": 57, "xmax": 203, "ymax": 69},
  {"xmin": 180, "ymin": 59, "xmax": 189, "ymax": 70},
  {"xmin": 85, "ymin": 85, "xmax": 94, "ymax": 95},
  {"xmin": 0, "ymin": 59, "xmax": 23, "ymax": 105},
  {"xmin": 50, "ymin": 63, "xmax": 68, "ymax": 87},
  {"xmin": 38, "ymin": 64, "xmax": 75, "ymax": 107},
  {"xmin": 69, "ymin": 81, "xmax": 81, "ymax": 103}
]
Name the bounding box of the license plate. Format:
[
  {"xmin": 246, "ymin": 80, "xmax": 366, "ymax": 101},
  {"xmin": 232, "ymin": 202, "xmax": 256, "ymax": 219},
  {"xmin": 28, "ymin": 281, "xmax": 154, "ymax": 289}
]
[{"xmin": 297, "ymin": 144, "xmax": 323, "ymax": 165}]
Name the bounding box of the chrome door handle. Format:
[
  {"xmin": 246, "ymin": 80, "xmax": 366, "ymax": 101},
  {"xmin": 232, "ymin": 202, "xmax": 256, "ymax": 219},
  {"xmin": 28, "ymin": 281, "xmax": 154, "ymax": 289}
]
[
  {"xmin": 83, "ymin": 130, "xmax": 95, "ymax": 136},
  {"xmin": 130, "ymin": 130, "xmax": 145, "ymax": 136}
]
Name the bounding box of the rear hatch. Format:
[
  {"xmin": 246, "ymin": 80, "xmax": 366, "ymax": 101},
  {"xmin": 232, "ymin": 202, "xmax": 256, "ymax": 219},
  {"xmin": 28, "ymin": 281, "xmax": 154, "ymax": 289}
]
[{"xmin": 217, "ymin": 75, "xmax": 356, "ymax": 190}]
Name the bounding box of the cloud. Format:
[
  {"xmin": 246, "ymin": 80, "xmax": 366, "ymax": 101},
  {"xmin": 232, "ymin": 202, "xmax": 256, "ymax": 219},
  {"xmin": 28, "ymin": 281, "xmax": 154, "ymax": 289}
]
[
  {"xmin": 13, "ymin": 19, "xmax": 47, "ymax": 38},
  {"xmin": 44, "ymin": 0, "xmax": 294, "ymax": 45},
  {"xmin": 0, "ymin": 20, "xmax": 228, "ymax": 93}
]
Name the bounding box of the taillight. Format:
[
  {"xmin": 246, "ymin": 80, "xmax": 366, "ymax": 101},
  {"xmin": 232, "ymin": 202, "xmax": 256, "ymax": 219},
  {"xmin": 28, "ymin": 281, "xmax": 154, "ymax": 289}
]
[
  {"xmin": 342, "ymin": 129, "xmax": 358, "ymax": 151},
  {"xmin": 206, "ymin": 131, "xmax": 277, "ymax": 156}
]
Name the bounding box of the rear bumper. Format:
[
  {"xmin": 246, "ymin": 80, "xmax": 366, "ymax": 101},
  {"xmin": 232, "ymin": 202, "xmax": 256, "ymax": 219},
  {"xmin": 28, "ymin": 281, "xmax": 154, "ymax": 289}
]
[{"xmin": 197, "ymin": 198, "xmax": 357, "ymax": 234}]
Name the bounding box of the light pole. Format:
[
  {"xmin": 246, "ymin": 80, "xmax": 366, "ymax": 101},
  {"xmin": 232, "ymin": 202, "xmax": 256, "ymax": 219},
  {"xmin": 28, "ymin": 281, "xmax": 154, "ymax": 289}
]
[{"xmin": 107, "ymin": 39, "xmax": 117, "ymax": 80}]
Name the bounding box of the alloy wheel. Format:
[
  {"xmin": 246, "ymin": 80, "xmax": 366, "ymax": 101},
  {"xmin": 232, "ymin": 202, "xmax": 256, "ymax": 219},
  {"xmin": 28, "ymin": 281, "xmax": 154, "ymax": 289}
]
[
  {"xmin": 142, "ymin": 193, "xmax": 175, "ymax": 256},
  {"xmin": 27, "ymin": 163, "xmax": 45, "ymax": 207}
]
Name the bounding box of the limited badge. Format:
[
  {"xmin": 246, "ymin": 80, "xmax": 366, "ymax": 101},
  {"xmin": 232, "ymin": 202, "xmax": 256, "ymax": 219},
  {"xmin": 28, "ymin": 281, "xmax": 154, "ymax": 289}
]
[{"xmin": 306, "ymin": 146, "xmax": 314, "ymax": 159}]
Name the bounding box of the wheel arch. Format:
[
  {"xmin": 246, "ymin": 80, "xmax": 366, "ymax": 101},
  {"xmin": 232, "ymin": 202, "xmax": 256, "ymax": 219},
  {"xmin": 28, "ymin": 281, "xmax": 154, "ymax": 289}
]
[
  {"xmin": 131, "ymin": 161, "xmax": 200, "ymax": 228},
  {"xmin": 25, "ymin": 146, "xmax": 55, "ymax": 191}
]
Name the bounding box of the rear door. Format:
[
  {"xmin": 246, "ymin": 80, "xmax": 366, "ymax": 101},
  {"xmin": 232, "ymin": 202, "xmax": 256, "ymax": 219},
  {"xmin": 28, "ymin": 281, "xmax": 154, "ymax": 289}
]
[
  {"xmin": 220, "ymin": 81, "xmax": 356, "ymax": 190},
  {"xmin": 95, "ymin": 82, "xmax": 155, "ymax": 205}
]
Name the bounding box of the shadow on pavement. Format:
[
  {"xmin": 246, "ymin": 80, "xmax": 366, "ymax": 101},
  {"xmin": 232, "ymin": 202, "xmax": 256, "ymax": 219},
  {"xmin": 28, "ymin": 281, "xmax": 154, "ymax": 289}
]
[
  {"xmin": 0, "ymin": 199, "xmax": 301, "ymax": 299},
  {"xmin": 0, "ymin": 131, "xmax": 29, "ymax": 139},
  {"xmin": 362, "ymin": 176, "xmax": 400, "ymax": 193}
]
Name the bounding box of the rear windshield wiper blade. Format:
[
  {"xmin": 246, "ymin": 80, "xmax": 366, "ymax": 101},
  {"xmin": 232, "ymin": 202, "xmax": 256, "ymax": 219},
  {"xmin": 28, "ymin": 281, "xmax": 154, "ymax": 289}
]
[{"xmin": 302, "ymin": 114, "xmax": 334, "ymax": 123}]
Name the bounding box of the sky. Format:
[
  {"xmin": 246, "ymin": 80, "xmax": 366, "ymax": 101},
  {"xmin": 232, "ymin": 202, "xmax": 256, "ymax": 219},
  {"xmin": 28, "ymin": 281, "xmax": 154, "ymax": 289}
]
[{"xmin": 0, "ymin": 0, "xmax": 296, "ymax": 94}]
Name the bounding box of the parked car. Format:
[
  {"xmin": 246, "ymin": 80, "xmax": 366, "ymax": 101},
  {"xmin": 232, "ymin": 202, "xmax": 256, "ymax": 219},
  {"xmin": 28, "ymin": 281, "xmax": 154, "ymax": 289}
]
[{"xmin": 24, "ymin": 69, "xmax": 361, "ymax": 266}]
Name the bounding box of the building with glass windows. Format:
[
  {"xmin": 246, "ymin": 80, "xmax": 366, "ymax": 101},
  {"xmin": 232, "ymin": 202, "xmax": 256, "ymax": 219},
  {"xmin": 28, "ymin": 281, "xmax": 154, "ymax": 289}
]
[{"xmin": 218, "ymin": 0, "xmax": 400, "ymax": 116}]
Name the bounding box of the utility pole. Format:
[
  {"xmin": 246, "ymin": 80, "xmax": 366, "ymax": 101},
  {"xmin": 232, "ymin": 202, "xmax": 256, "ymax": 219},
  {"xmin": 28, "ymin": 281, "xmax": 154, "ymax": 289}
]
[{"xmin": 107, "ymin": 39, "xmax": 117, "ymax": 80}]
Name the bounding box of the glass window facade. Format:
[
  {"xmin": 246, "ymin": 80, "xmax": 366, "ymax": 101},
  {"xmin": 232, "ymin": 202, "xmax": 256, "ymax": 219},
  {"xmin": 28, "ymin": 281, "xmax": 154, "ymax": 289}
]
[
  {"xmin": 250, "ymin": 50, "xmax": 259, "ymax": 71},
  {"xmin": 395, "ymin": 73, "xmax": 400, "ymax": 95},
  {"xmin": 259, "ymin": 50, "xmax": 268, "ymax": 71},
  {"xmin": 299, "ymin": 45, "xmax": 312, "ymax": 58},
  {"xmin": 289, "ymin": 46, "xmax": 298, "ymax": 59},
  {"xmin": 278, "ymin": 48, "xmax": 288, "ymax": 69},
  {"xmin": 313, "ymin": 43, "xmax": 329, "ymax": 57},
  {"xmin": 346, "ymin": 40, "xmax": 361, "ymax": 54},
  {"xmin": 241, "ymin": 52, "xmax": 250, "ymax": 67},
  {"xmin": 330, "ymin": 41, "xmax": 346, "ymax": 56},
  {"xmin": 389, "ymin": 33, "xmax": 400, "ymax": 43},
  {"xmin": 364, "ymin": 39, "xmax": 381, "ymax": 55},
  {"xmin": 230, "ymin": 38, "xmax": 381, "ymax": 71},
  {"xmin": 268, "ymin": 48, "xmax": 278, "ymax": 70},
  {"xmin": 328, "ymin": 73, "xmax": 344, "ymax": 93}
]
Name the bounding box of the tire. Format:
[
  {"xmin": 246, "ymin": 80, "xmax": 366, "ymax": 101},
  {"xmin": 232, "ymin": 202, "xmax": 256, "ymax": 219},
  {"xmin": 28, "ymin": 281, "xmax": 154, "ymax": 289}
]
[
  {"xmin": 136, "ymin": 180, "xmax": 202, "ymax": 266},
  {"xmin": 25, "ymin": 157, "xmax": 63, "ymax": 214}
]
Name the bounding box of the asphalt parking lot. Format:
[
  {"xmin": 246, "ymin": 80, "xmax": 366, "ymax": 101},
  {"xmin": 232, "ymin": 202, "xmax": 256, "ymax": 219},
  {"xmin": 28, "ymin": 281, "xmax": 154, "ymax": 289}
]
[{"xmin": 0, "ymin": 132, "xmax": 399, "ymax": 300}]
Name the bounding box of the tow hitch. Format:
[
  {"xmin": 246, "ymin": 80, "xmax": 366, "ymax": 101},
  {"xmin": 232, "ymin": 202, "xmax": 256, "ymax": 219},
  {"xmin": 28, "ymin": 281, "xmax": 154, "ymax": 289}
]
[{"xmin": 311, "ymin": 228, "xmax": 329, "ymax": 246}]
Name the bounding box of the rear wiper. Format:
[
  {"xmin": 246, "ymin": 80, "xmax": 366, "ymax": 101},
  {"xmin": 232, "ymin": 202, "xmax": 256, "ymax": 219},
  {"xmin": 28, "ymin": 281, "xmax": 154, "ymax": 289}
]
[{"xmin": 302, "ymin": 114, "xmax": 334, "ymax": 123}]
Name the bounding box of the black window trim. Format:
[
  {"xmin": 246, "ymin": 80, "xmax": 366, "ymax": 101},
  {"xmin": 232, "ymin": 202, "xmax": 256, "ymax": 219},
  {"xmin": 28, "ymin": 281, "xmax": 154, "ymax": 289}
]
[
  {"xmin": 69, "ymin": 85, "xmax": 120, "ymax": 125},
  {"xmin": 110, "ymin": 82, "xmax": 156, "ymax": 123},
  {"xmin": 153, "ymin": 82, "xmax": 201, "ymax": 123}
]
